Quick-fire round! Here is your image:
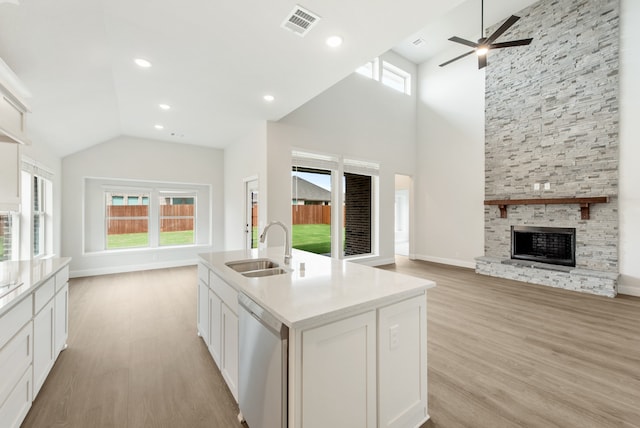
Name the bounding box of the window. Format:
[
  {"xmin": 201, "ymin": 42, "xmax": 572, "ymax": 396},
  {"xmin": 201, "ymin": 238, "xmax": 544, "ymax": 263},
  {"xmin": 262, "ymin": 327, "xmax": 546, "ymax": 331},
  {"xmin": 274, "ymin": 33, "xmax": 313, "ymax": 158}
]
[
  {"xmin": 159, "ymin": 193, "xmax": 195, "ymax": 246},
  {"xmin": 87, "ymin": 178, "xmax": 210, "ymax": 253},
  {"xmin": 381, "ymin": 61, "xmax": 411, "ymax": 95},
  {"xmin": 33, "ymin": 176, "xmax": 46, "ymax": 257},
  {"xmin": 106, "ymin": 191, "xmax": 150, "ymax": 249},
  {"xmin": 291, "ymin": 167, "xmax": 333, "ymax": 255},
  {"xmin": 0, "ymin": 213, "xmax": 18, "ymax": 262},
  {"xmin": 355, "ymin": 58, "xmax": 379, "ymax": 80},
  {"xmin": 21, "ymin": 160, "xmax": 54, "ymax": 260},
  {"xmin": 292, "ymin": 151, "xmax": 378, "ymax": 259}
]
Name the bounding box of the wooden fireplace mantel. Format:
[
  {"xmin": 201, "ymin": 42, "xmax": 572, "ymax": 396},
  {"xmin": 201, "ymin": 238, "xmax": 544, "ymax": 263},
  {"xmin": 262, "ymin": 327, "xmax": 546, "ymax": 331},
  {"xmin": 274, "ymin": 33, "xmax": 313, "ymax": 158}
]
[{"xmin": 484, "ymin": 196, "xmax": 609, "ymax": 220}]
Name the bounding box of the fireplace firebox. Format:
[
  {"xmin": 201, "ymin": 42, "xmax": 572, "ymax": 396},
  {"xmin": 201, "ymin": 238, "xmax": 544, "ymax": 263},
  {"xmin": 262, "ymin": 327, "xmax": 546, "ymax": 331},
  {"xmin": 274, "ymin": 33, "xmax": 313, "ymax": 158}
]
[{"xmin": 511, "ymin": 226, "xmax": 576, "ymax": 267}]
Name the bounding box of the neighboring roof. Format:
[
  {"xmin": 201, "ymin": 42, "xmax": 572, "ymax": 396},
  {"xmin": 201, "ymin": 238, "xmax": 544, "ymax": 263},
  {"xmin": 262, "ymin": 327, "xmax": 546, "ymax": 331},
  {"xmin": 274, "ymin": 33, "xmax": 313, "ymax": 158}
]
[{"xmin": 292, "ymin": 176, "xmax": 331, "ymax": 202}]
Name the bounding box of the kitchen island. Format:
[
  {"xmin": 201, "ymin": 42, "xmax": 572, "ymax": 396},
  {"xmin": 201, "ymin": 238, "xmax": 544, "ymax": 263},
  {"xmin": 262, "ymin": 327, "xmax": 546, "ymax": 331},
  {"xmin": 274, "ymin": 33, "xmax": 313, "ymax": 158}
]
[{"xmin": 198, "ymin": 248, "xmax": 435, "ymax": 428}]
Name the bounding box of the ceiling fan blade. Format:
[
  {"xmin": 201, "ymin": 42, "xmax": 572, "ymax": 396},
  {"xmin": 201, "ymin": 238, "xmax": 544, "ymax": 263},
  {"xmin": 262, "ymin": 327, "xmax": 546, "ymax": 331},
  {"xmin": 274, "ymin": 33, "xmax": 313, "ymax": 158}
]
[
  {"xmin": 478, "ymin": 54, "xmax": 487, "ymax": 69},
  {"xmin": 448, "ymin": 36, "xmax": 478, "ymax": 48},
  {"xmin": 485, "ymin": 15, "xmax": 520, "ymax": 44},
  {"xmin": 490, "ymin": 38, "xmax": 533, "ymax": 49},
  {"xmin": 439, "ymin": 50, "xmax": 475, "ymax": 67}
]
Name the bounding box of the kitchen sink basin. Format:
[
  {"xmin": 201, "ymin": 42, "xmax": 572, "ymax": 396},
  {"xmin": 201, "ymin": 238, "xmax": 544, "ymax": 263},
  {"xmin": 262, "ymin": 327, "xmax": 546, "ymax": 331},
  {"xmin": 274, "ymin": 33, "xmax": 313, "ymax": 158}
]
[
  {"xmin": 241, "ymin": 267, "xmax": 288, "ymax": 278},
  {"xmin": 225, "ymin": 258, "xmax": 279, "ymax": 273}
]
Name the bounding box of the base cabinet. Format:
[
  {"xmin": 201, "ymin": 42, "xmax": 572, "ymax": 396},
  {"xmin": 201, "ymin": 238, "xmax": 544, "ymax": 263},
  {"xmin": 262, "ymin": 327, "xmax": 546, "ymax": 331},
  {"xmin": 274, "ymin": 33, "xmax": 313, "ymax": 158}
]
[
  {"xmin": 292, "ymin": 293, "xmax": 428, "ymax": 428},
  {"xmin": 301, "ymin": 310, "xmax": 377, "ymax": 428},
  {"xmin": 208, "ymin": 290, "xmax": 221, "ymax": 365},
  {"xmin": 197, "ymin": 280, "xmax": 210, "ymax": 346},
  {"xmin": 220, "ymin": 304, "xmax": 238, "ymax": 401},
  {"xmin": 197, "ymin": 266, "xmax": 239, "ymax": 402},
  {"xmin": 0, "ymin": 366, "xmax": 32, "ymax": 428},
  {"xmin": 33, "ymin": 299, "xmax": 54, "ymax": 398},
  {"xmin": 54, "ymin": 283, "xmax": 69, "ymax": 358}
]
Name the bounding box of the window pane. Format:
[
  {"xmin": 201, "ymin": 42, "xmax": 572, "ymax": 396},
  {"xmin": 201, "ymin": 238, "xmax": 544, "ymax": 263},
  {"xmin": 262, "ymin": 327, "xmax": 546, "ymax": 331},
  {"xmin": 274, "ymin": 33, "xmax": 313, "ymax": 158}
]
[
  {"xmin": 106, "ymin": 192, "xmax": 150, "ymax": 249},
  {"xmin": 0, "ymin": 214, "xmax": 15, "ymax": 261},
  {"xmin": 127, "ymin": 196, "xmax": 139, "ymax": 205},
  {"xmin": 291, "ymin": 168, "xmax": 332, "ymax": 256},
  {"xmin": 159, "ymin": 195, "xmax": 195, "ymax": 246},
  {"xmin": 344, "ymin": 172, "xmax": 372, "ymax": 256}
]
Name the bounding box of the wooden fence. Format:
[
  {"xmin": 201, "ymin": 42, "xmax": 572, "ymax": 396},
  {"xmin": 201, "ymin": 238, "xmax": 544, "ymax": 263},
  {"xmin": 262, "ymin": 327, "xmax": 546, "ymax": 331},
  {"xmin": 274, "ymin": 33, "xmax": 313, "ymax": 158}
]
[
  {"xmin": 292, "ymin": 205, "xmax": 332, "ymax": 225},
  {"xmin": 107, "ymin": 205, "xmax": 194, "ymax": 235}
]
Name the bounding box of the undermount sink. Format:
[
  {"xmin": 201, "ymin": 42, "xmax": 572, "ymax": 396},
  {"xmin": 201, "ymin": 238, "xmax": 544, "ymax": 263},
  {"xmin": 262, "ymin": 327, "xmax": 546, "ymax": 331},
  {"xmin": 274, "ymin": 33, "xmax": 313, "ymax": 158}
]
[
  {"xmin": 225, "ymin": 258, "xmax": 289, "ymax": 278},
  {"xmin": 226, "ymin": 258, "xmax": 279, "ymax": 273},
  {"xmin": 241, "ymin": 267, "xmax": 288, "ymax": 278}
]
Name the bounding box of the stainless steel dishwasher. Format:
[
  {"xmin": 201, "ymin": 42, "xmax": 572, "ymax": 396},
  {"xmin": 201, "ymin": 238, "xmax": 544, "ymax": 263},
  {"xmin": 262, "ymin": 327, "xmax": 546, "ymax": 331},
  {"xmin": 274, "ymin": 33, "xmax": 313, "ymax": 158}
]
[{"xmin": 238, "ymin": 293, "xmax": 289, "ymax": 428}]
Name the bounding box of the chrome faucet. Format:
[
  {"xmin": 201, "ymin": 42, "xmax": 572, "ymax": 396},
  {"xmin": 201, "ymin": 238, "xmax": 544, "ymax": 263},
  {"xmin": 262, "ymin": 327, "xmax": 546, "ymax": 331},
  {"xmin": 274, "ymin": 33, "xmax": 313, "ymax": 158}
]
[{"xmin": 259, "ymin": 221, "xmax": 291, "ymax": 265}]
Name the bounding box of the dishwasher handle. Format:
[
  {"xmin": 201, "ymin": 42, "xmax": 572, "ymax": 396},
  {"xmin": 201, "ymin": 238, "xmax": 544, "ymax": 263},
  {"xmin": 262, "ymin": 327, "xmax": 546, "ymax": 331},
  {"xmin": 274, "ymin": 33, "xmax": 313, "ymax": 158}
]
[{"xmin": 238, "ymin": 293, "xmax": 288, "ymax": 339}]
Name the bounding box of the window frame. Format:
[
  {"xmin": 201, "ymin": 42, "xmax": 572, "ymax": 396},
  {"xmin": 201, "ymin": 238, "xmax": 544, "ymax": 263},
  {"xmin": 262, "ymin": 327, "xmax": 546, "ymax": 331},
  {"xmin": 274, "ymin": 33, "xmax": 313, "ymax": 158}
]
[
  {"xmin": 292, "ymin": 150, "xmax": 379, "ymax": 260},
  {"xmin": 381, "ymin": 60, "xmax": 411, "ymax": 95},
  {"xmin": 105, "ymin": 190, "xmax": 152, "ymax": 250},
  {"xmin": 158, "ymin": 191, "xmax": 197, "ymax": 247}
]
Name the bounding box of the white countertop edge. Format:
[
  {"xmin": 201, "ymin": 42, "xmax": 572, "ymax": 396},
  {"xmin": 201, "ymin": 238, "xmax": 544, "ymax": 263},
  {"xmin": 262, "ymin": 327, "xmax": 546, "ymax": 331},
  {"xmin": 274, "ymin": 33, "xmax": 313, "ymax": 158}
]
[
  {"xmin": 0, "ymin": 257, "xmax": 72, "ymax": 317},
  {"xmin": 199, "ymin": 248, "xmax": 435, "ymax": 330}
]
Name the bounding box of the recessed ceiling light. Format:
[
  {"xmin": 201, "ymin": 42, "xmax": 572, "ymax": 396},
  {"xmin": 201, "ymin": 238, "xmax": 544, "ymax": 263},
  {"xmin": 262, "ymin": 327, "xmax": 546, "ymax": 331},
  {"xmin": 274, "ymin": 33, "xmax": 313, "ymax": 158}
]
[
  {"xmin": 154, "ymin": 124, "xmax": 164, "ymax": 130},
  {"xmin": 159, "ymin": 103, "xmax": 171, "ymax": 110},
  {"xmin": 134, "ymin": 58, "xmax": 152, "ymax": 68},
  {"xmin": 263, "ymin": 94, "xmax": 275, "ymax": 102},
  {"xmin": 326, "ymin": 36, "xmax": 343, "ymax": 48}
]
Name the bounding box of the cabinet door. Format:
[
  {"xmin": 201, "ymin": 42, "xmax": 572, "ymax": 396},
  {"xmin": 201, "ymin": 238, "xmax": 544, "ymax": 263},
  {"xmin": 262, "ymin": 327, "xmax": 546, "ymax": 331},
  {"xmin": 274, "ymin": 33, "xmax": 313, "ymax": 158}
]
[
  {"xmin": 208, "ymin": 290, "xmax": 222, "ymax": 366},
  {"xmin": 0, "ymin": 143, "xmax": 20, "ymax": 211},
  {"xmin": 301, "ymin": 311, "xmax": 377, "ymax": 428},
  {"xmin": 54, "ymin": 283, "xmax": 69, "ymax": 357},
  {"xmin": 33, "ymin": 299, "xmax": 54, "ymax": 398},
  {"xmin": 197, "ymin": 280, "xmax": 209, "ymax": 344},
  {"xmin": 0, "ymin": 365, "xmax": 32, "ymax": 428},
  {"xmin": 221, "ymin": 304, "xmax": 238, "ymax": 402},
  {"xmin": 378, "ymin": 294, "xmax": 428, "ymax": 428}
]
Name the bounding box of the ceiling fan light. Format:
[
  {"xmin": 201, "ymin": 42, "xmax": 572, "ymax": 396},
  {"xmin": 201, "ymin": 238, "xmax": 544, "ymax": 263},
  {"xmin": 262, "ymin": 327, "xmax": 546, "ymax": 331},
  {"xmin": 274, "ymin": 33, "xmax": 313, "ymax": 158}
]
[{"xmin": 476, "ymin": 46, "xmax": 489, "ymax": 56}]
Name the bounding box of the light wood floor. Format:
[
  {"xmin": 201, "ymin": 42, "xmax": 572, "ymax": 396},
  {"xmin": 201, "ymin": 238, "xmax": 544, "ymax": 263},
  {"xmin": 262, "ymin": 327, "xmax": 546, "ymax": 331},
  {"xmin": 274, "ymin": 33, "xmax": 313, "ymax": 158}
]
[{"xmin": 22, "ymin": 260, "xmax": 640, "ymax": 428}]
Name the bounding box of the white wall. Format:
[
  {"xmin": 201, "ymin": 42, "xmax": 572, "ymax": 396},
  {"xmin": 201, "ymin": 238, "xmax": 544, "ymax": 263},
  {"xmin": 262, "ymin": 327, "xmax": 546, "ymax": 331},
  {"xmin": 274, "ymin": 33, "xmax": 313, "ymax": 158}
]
[
  {"xmin": 618, "ymin": 0, "xmax": 640, "ymax": 296},
  {"xmin": 223, "ymin": 122, "xmax": 268, "ymax": 250},
  {"xmin": 415, "ymin": 49, "xmax": 485, "ymax": 268},
  {"xmin": 62, "ymin": 136, "xmax": 225, "ymax": 277},
  {"xmin": 264, "ymin": 51, "xmax": 418, "ymax": 264}
]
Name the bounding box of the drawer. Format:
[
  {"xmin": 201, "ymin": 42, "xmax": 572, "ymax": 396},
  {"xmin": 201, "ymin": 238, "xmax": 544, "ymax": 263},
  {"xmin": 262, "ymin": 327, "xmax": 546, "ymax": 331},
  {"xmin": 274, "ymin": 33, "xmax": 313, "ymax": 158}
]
[
  {"xmin": 0, "ymin": 295, "xmax": 32, "ymax": 350},
  {"xmin": 34, "ymin": 277, "xmax": 55, "ymax": 314},
  {"xmin": 197, "ymin": 264, "xmax": 209, "ymax": 286},
  {"xmin": 211, "ymin": 272, "xmax": 238, "ymax": 315},
  {"xmin": 55, "ymin": 265, "xmax": 69, "ymax": 292},
  {"xmin": 0, "ymin": 364, "xmax": 32, "ymax": 428},
  {"xmin": 0, "ymin": 322, "xmax": 32, "ymax": 407}
]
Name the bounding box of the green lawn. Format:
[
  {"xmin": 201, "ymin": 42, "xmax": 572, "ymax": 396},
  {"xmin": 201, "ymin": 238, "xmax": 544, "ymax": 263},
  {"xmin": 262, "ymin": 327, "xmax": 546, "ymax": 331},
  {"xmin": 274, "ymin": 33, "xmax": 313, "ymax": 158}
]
[
  {"xmin": 107, "ymin": 230, "xmax": 193, "ymax": 249},
  {"xmin": 292, "ymin": 224, "xmax": 331, "ymax": 255},
  {"xmin": 0, "ymin": 236, "xmax": 5, "ymax": 260}
]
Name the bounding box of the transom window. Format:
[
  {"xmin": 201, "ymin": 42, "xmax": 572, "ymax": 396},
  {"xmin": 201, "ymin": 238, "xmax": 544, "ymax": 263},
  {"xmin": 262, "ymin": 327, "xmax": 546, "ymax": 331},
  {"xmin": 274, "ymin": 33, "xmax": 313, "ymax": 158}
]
[{"xmin": 381, "ymin": 61, "xmax": 411, "ymax": 95}]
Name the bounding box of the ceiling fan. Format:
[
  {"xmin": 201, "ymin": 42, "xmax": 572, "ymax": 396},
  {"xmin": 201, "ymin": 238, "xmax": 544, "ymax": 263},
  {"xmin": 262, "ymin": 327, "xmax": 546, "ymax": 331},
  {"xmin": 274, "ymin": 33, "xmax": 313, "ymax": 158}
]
[{"xmin": 439, "ymin": 0, "xmax": 533, "ymax": 69}]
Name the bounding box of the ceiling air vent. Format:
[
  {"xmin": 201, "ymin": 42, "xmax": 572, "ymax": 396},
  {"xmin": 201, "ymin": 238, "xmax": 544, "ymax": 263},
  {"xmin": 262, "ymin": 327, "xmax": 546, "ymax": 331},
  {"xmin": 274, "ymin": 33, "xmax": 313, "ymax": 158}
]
[
  {"xmin": 412, "ymin": 38, "xmax": 426, "ymax": 47},
  {"xmin": 281, "ymin": 5, "xmax": 321, "ymax": 37}
]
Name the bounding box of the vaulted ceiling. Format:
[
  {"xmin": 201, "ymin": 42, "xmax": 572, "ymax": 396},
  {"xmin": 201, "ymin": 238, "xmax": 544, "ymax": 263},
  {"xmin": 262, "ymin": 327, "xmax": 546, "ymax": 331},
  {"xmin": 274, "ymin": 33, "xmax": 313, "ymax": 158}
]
[{"xmin": 0, "ymin": 0, "xmax": 537, "ymax": 157}]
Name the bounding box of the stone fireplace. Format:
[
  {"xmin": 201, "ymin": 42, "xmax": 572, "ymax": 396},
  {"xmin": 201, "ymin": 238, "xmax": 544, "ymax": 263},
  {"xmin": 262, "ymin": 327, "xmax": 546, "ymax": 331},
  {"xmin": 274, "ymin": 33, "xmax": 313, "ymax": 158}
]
[{"xmin": 475, "ymin": 0, "xmax": 620, "ymax": 297}]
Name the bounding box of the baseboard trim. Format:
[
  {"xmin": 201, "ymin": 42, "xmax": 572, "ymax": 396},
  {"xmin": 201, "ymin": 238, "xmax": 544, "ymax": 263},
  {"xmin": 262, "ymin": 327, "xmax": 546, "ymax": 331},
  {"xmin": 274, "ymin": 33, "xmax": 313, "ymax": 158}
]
[
  {"xmin": 619, "ymin": 283, "xmax": 640, "ymax": 297},
  {"xmin": 70, "ymin": 259, "xmax": 199, "ymax": 278},
  {"xmin": 413, "ymin": 254, "xmax": 476, "ymax": 269}
]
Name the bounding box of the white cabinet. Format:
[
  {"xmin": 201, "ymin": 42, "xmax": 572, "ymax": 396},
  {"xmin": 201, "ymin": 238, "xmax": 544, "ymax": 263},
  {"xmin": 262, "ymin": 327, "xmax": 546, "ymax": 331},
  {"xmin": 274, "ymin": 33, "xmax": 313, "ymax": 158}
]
[
  {"xmin": 197, "ymin": 280, "xmax": 209, "ymax": 345},
  {"xmin": 378, "ymin": 295, "xmax": 428, "ymax": 428},
  {"xmin": 0, "ymin": 295, "xmax": 33, "ymax": 427},
  {"xmin": 33, "ymin": 298, "xmax": 54, "ymax": 397},
  {"xmin": 0, "ymin": 142, "xmax": 20, "ymax": 212},
  {"xmin": 197, "ymin": 265, "xmax": 239, "ymax": 402},
  {"xmin": 208, "ymin": 289, "xmax": 221, "ymax": 365},
  {"xmin": 54, "ymin": 282, "xmax": 69, "ymax": 358},
  {"xmin": 301, "ymin": 310, "xmax": 377, "ymax": 428},
  {"xmin": 220, "ymin": 303, "xmax": 238, "ymax": 401}
]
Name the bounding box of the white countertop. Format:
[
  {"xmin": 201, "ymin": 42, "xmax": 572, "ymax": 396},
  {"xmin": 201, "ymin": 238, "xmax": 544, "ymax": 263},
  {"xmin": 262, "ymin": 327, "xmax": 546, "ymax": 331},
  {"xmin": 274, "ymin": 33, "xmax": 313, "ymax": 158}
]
[
  {"xmin": 199, "ymin": 248, "xmax": 435, "ymax": 329},
  {"xmin": 0, "ymin": 257, "xmax": 71, "ymax": 317}
]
